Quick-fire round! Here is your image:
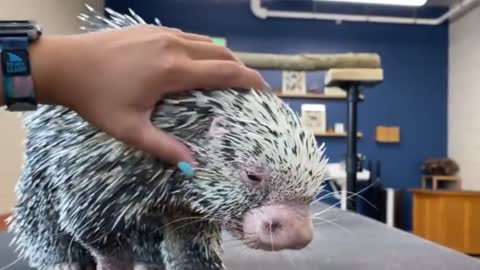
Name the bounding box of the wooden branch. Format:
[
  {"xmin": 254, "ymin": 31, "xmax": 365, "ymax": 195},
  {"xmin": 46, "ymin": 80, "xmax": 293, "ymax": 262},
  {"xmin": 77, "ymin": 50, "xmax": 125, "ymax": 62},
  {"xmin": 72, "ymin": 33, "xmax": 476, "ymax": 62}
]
[{"xmin": 235, "ymin": 52, "xmax": 381, "ymax": 71}]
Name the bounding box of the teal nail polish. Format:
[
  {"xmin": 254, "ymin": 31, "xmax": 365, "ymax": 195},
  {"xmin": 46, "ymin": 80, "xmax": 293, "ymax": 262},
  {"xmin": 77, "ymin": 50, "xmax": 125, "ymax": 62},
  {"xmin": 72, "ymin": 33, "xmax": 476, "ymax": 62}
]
[{"xmin": 177, "ymin": 161, "xmax": 195, "ymax": 177}]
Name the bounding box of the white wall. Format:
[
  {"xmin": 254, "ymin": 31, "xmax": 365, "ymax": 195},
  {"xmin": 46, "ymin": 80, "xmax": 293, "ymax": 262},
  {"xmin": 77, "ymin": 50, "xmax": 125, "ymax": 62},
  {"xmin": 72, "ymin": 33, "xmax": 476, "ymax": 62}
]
[
  {"xmin": 449, "ymin": 6, "xmax": 480, "ymax": 191},
  {"xmin": 0, "ymin": 0, "xmax": 105, "ymax": 214}
]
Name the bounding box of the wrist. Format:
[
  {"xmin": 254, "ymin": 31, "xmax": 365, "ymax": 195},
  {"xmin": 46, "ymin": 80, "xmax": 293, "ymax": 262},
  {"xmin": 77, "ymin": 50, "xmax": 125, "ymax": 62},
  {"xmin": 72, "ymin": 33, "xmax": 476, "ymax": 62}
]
[
  {"xmin": 29, "ymin": 36, "xmax": 62, "ymax": 105},
  {"xmin": 30, "ymin": 34, "xmax": 86, "ymax": 109}
]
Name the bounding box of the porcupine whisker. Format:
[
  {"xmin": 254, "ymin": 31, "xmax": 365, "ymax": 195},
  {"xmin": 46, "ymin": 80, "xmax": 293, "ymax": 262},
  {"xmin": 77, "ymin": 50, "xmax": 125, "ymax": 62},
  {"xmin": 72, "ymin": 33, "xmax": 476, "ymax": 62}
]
[
  {"xmin": 313, "ymin": 217, "xmax": 352, "ymax": 234},
  {"xmin": 269, "ymin": 219, "xmax": 274, "ymax": 252},
  {"xmin": 311, "ymin": 192, "xmax": 338, "ymax": 203},
  {"xmin": 152, "ymin": 215, "xmax": 225, "ymax": 234},
  {"xmin": 237, "ymin": 244, "xmax": 250, "ymax": 259},
  {"xmin": 315, "ymin": 187, "xmax": 378, "ymax": 215},
  {"xmin": 335, "ymin": 191, "xmax": 377, "ymax": 210},
  {"xmin": 312, "ymin": 180, "xmax": 377, "ymax": 218},
  {"xmin": 222, "ymin": 241, "xmax": 247, "ymax": 250},
  {"xmin": 311, "ymin": 189, "xmax": 378, "ymax": 212},
  {"xmin": 278, "ymin": 249, "xmax": 300, "ymax": 269},
  {"xmin": 0, "ymin": 257, "xmax": 22, "ymax": 270},
  {"xmin": 313, "ymin": 216, "xmax": 347, "ymax": 227},
  {"xmin": 311, "ymin": 203, "xmax": 344, "ymax": 219},
  {"xmin": 310, "ymin": 206, "xmax": 338, "ymax": 219},
  {"xmin": 309, "ymin": 196, "xmax": 342, "ymax": 210},
  {"xmin": 222, "ymin": 238, "xmax": 254, "ymax": 249},
  {"xmin": 281, "ymin": 250, "xmax": 298, "ymax": 269},
  {"xmin": 222, "ymin": 236, "xmax": 251, "ymax": 244},
  {"xmin": 241, "ymin": 238, "xmax": 257, "ymax": 250},
  {"xmin": 155, "ymin": 211, "xmax": 235, "ymax": 228},
  {"xmin": 310, "ymin": 200, "xmax": 345, "ymax": 218}
]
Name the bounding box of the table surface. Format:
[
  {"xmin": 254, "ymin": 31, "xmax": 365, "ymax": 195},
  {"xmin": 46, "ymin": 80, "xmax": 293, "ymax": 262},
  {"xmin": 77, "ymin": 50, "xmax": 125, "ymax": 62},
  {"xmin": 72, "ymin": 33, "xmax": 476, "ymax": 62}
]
[{"xmin": 1, "ymin": 203, "xmax": 479, "ymax": 270}]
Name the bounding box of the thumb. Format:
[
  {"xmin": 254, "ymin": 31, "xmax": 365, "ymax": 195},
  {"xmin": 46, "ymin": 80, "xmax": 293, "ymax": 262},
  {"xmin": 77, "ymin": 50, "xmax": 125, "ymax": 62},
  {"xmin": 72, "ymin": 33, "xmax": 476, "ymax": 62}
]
[{"xmin": 133, "ymin": 121, "xmax": 196, "ymax": 169}]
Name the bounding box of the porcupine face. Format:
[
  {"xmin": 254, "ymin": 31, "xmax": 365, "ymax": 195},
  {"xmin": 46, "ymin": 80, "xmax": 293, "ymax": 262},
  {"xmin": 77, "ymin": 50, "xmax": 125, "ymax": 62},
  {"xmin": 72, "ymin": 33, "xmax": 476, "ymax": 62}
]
[{"xmin": 169, "ymin": 89, "xmax": 328, "ymax": 252}]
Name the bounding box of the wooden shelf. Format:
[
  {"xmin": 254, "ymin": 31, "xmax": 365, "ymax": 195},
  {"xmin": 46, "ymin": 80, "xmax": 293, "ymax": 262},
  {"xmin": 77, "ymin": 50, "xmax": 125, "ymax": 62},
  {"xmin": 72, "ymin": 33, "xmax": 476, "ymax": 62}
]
[
  {"xmin": 314, "ymin": 131, "xmax": 363, "ymax": 138},
  {"xmin": 273, "ymin": 90, "xmax": 364, "ymax": 101}
]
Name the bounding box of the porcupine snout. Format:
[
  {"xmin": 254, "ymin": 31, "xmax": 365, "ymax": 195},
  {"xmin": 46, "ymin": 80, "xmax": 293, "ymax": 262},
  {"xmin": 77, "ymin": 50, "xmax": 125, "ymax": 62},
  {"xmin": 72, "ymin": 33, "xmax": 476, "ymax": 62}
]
[{"xmin": 242, "ymin": 203, "xmax": 313, "ymax": 251}]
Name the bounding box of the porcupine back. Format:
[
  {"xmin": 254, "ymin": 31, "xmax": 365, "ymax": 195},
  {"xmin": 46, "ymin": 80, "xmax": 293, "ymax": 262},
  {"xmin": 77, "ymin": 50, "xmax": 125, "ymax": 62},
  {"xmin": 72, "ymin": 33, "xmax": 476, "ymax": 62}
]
[{"xmin": 8, "ymin": 6, "xmax": 328, "ymax": 269}]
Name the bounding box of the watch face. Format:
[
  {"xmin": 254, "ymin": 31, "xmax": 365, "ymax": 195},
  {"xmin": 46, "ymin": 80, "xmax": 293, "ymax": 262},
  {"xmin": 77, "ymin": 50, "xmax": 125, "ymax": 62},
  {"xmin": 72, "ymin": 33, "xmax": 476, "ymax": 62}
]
[{"xmin": 1, "ymin": 49, "xmax": 31, "ymax": 76}]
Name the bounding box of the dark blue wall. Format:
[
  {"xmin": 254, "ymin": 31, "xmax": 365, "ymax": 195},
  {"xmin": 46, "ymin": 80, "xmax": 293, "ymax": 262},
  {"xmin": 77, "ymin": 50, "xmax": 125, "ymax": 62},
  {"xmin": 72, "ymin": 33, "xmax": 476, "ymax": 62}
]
[{"xmin": 106, "ymin": 0, "xmax": 448, "ymax": 231}]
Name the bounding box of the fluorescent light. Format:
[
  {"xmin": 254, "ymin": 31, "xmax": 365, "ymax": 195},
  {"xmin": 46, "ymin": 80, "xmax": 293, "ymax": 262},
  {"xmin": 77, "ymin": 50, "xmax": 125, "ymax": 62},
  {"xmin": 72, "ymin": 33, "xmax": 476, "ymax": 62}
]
[{"xmin": 314, "ymin": 0, "xmax": 428, "ymax": 6}]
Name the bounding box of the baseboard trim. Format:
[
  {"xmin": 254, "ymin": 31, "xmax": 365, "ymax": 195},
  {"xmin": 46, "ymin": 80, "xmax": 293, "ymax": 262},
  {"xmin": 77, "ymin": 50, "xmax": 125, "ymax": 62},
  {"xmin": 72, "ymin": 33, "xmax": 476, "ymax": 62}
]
[{"xmin": 0, "ymin": 213, "xmax": 11, "ymax": 231}]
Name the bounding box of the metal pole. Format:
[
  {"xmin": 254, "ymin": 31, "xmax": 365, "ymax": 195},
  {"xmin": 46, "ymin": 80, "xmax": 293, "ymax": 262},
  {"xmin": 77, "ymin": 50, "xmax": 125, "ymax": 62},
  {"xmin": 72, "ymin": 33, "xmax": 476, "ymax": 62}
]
[{"xmin": 346, "ymin": 84, "xmax": 359, "ymax": 211}]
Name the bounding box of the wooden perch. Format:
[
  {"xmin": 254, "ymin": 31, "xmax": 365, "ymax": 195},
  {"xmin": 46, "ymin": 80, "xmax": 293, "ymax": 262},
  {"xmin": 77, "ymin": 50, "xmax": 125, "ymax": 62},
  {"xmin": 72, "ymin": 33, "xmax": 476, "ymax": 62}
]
[
  {"xmin": 325, "ymin": 68, "xmax": 384, "ymax": 87},
  {"xmin": 235, "ymin": 52, "xmax": 381, "ymax": 71}
]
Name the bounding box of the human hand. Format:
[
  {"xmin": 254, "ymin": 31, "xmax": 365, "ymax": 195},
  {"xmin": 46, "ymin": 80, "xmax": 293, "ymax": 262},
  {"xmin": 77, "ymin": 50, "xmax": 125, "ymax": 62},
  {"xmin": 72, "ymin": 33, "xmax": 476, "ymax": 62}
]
[{"xmin": 30, "ymin": 25, "xmax": 266, "ymax": 168}]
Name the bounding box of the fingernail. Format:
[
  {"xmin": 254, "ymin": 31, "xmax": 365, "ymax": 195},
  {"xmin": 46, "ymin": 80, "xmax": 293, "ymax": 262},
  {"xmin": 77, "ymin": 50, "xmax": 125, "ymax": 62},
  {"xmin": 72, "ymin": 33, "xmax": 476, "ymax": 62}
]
[
  {"xmin": 177, "ymin": 161, "xmax": 195, "ymax": 177},
  {"xmin": 262, "ymin": 79, "xmax": 272, "ymax": 92}
]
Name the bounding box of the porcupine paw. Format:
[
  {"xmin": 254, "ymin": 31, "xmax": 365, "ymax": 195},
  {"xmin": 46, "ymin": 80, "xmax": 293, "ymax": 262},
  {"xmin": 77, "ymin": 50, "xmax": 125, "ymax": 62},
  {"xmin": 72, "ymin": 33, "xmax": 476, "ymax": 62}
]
[
  {"xmin": 46, "ymin": 263, "xmax": 96, "ymax": 270},
  {"xmin": 133, "ymin": 262, "xmax": 165, "ymax": 270}
]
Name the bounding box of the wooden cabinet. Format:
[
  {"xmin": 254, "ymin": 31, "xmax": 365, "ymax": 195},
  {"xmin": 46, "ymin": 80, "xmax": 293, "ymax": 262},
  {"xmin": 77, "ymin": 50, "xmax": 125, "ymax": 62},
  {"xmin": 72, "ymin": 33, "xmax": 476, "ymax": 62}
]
[{"xmin": 411, "ymin": 189, "xmax": 480, "ymax": 255}]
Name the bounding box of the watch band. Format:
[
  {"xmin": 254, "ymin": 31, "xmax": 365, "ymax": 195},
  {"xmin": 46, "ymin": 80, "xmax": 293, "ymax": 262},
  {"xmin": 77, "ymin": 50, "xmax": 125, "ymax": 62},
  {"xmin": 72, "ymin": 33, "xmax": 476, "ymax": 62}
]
[
  {"xmin": 0, "ymin": 36, "xmax": 37, "ymax": 111},
  {"xmin": 0, "ymin": 20, "xmax": 41, "ymax": 112}
]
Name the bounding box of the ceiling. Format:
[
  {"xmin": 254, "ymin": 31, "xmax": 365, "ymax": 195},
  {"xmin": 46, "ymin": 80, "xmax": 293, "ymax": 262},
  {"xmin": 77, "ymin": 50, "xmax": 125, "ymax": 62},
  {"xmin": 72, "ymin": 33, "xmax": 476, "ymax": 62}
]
[{"xmin": 427, "ymin": 0, "xmax": 461, "ymax": 6}]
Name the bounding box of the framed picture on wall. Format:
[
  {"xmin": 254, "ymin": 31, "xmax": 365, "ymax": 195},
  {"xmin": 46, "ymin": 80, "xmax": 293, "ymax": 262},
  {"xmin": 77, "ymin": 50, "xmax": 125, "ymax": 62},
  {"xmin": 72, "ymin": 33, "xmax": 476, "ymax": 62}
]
[
  {"xmin": 301, "ymin": 104, "xmax": 326, "ymax": 134},
  {"xmin": 282, "ymin": 70, "xmax": 306, "ymax": 94}
]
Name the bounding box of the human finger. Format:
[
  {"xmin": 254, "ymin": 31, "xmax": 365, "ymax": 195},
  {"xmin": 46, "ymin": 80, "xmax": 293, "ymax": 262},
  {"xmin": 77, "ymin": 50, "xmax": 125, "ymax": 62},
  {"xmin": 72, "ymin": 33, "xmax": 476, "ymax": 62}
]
[
  {"xmin": 127, "ymin": 119, "xmax": 196, "ymax": 167},
  {"xmin": 176, "ymin": 60, "xmax": 267, "ymax": 91},
  {"xmin": 180, "ymin": 39, "xmax": 240, "ymax": 63},
  {"xmin": 163, "ymin": 27, "xmax": 213, "ymax": 43}
]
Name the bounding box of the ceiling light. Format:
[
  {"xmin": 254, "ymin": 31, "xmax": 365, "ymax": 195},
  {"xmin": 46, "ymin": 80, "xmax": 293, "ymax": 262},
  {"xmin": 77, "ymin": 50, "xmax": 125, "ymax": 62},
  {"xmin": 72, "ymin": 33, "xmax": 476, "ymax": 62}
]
[{"xmin": 314, "ymin": 0, "xmax": 428, "ymax": 7}]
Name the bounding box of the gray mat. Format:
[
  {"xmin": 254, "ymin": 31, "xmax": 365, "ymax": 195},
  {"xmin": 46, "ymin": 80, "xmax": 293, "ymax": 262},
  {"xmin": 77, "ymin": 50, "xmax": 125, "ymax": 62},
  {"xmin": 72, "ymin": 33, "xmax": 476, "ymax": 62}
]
[{"xmin": 1, "ymin": 203, "xmax": 479, "ymax": 269}]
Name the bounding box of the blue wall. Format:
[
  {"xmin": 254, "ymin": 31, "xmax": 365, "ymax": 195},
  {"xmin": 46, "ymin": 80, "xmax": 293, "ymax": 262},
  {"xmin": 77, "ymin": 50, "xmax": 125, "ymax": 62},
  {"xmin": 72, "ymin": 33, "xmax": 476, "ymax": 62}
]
[{"xmin": 106, "ymin": 0, "xmax": 448, "ymax": 231}]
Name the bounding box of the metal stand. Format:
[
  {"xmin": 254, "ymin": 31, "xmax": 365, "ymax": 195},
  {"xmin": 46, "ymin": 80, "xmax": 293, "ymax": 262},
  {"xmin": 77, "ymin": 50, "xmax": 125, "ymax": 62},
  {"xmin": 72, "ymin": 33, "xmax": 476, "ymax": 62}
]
[{"xmin": 346, "ymin": 84, "xmax": 360, "ymax": 211}]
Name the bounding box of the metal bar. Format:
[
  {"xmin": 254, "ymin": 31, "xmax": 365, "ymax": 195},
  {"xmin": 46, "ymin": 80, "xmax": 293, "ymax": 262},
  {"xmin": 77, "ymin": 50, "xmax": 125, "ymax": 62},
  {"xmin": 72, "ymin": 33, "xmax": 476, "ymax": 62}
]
[{"xmin": 346, "ymin": 84, "xmax": 359, "ymax": 211}]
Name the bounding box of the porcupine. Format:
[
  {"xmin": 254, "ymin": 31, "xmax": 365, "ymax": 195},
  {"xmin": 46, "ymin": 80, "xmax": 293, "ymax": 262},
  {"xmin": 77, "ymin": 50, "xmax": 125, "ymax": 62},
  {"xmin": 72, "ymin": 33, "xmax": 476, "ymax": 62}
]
[{"xmin": 8, "ymin": 6, "xmax": 328, "ymax": 270}]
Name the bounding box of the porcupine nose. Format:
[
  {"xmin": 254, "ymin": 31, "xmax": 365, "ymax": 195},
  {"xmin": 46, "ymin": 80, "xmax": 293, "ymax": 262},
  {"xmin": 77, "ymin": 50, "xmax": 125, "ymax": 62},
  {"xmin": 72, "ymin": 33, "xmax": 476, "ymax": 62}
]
[{"xmin": 242, "ymin": 203, "xmax": 313, "ymax": 251}]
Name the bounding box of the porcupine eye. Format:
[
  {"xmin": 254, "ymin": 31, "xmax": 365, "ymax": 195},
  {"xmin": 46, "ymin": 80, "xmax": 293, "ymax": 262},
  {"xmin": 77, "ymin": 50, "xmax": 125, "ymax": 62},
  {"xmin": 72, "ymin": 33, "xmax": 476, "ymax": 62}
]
[{"xmin": 242, "ymin": 163, "xmax": 270, "ymax": 186}]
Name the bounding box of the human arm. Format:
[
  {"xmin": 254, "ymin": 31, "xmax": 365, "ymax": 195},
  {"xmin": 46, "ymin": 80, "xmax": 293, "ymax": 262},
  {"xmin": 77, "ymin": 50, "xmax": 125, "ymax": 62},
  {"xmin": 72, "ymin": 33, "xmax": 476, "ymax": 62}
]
[
  {"xmin": 0, "ymin": 77, "xmax": 3, "ymax": 106},
  {"xmin": 0, "ymin": 25, "xmax": 266, "ymax": 167}
]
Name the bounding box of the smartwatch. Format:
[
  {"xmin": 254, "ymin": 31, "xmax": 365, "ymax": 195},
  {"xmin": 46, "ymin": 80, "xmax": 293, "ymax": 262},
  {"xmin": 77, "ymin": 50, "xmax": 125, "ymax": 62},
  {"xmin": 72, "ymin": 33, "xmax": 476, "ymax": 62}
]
[{"xmin": 0, "ymin": 20, "xmax": 42, "ymax": 111}]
